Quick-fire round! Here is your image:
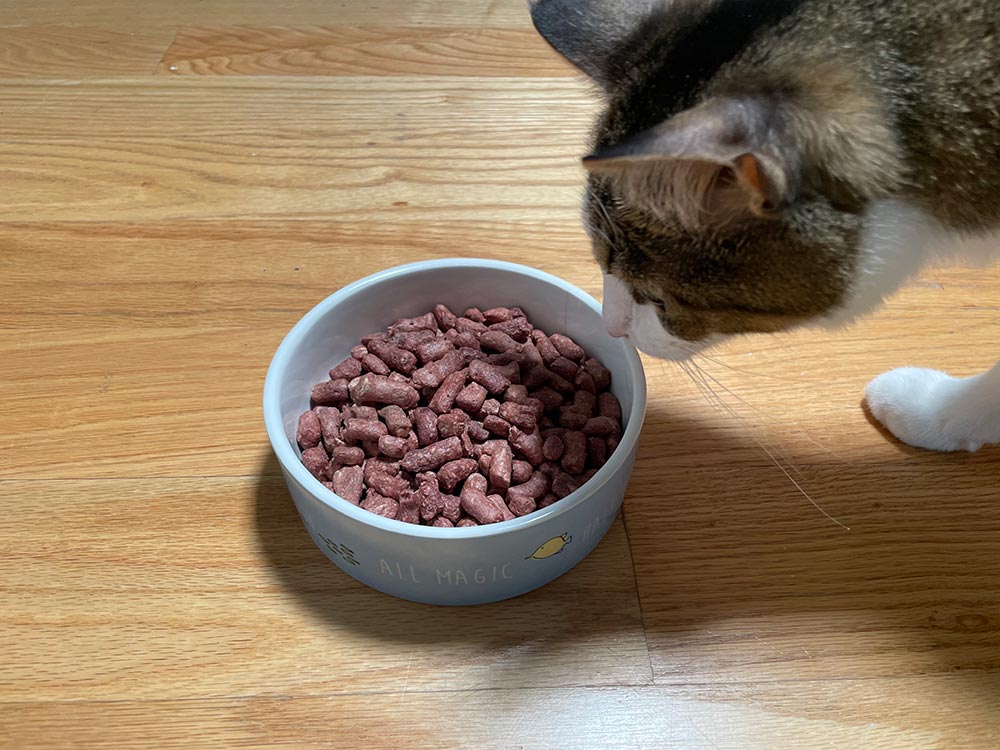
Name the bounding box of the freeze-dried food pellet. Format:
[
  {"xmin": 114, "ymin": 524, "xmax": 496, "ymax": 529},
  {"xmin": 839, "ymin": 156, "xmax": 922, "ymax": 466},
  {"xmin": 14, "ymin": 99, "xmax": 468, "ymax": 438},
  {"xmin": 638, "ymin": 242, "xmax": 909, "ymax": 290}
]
[
  {"xmin": 531, "ymin": 387, "xmax": 564, "ymax": 411},
  {"xmin": 584, "ymin": 357, "xmax": 611, "ymax": 389},
  {"xmin": 559, "ymin": 410, "xmax": 589, "ymax": 430},
  {"xmin": 314, "ymin": 406, "xmax": 342, "ymax": 448},
  {"xmin": 429, "ymin": 370, "xmax": 468, "ymax": 414},
  {"xmin": 297, "ymin": 410, "xmax": 322, "ymax": 449},
  {"xmin": 534, "ymin": 334, "xmax": 560, "ymax": 365},
  {"xmin": 368, "ymin": 471, "xmax": 410, "ymax": 500},
  {"xmin": 343, "ymin": 418, "xmax": 388, "ymax": 443},
  {"xmin": 550, "ymin": 333, "xmax": 585, "ymax": 362},
  {"xmin": 456, "ymin": 317, "xmax": 488, "ymax": 335},
  {"xmin": 301, "ymin": 445, "xmax": 330, "ymax": 479},
  {"xmin": 606, "ymin": 434, "xmax": 620, "ymax": 455},
  {"xmin": 438, "ymin": 458, "xmax": 478, "ymax": 492},
  {"xmin": 351, "ymin": 344, "xmax": 368, "ymax": 360},
  {"xmin": 463, "ymin": 472, "xmax": 488, "ymax": 494},
  {"xmin": 598, "ymin": 392, "xmax": 622, "ymax": 422},
  {"xmin": 412, "ymin": 350, "xmax": 464, "ymax": 389},
  {"xmin": 437, "ymin": 411, "xmax": 468, "ymax": 438},
  {"xmin": 361, "ymin": 492, "xmax": 399, "ymax": 519},
  {"xmin": 498, "ymin": 402, "xmax": 537, "ymax": 432},
  {"xmin": 399, "ymin": 492, "xmax": 421, "ymax": 525},
  {"xmin": 542, "ymin": 434, "xmax": 564, "ymax": 461},
  {"xmin": 363, "ymin": 457, "xmax": 400, "ymax": 481},
  {"xmin": 345, "ymin": 405, "xmax": 379, "ymax": 421},
  {"xmin": 492, "ymin": 494, "xmax": 517, "ymax": 522},
  {"xmin": 349, "ymin": 373, "xmax": 419, "ymax": 409},
  {"xmin": 483, "ymin": 307, "xmax": 513, "ymax": 324},
  {"xmin": 496, "ymin": 361, "xmax": 520, "ymax": 385},
  {"xmin": 390, "ymin": 312, "xmax": 438, "ymax": 334},
  {"xmin": 508, "ymin": 427, "xmax": 544, "ymax": 466},
  {"xmin": 361, "ymin": 353, "xmax": 391, "ymax": 375},
  {"xmin": 469, "ymin": 359, "xmax": 511, "ymax": 395},
  {"xmin": 574, "ymin": 370, "xmax": 597, "ymax": 395},
  {"xmin": 480, "ymin": 398, "xmax": 501, "ymax": 417},
  {"xmin": 332, "ymin": 445, "xmax": 365, "ymax": 466},
  {"xmin": 538, "ymin": 494, "xmax": 559, "ymax": 509},
  {"xmin": 411, "ymin": 407, "xmax": 439, "ymax": 447},
  {"xmin": 467, "ymin": 420, "xmax": 489, "ymax": 442},
  {"xmin": 461, "ymin": 489, "xmax": 506, "ymax": 525},
  {"xmin": 329, "ymin": 357, "xmax": 363, "ymax": 381},
  {"xmin": 400, "ymin": 436, "xmax": 463, "ymax": 473},
  {"xmin": 462, "ymin": 307, "xmax": 486, "ymax": 323},
  {"xmin": 416, "ymin": 337, "xmax": 453, "ymax": 364},
  {"xmin": 431, "ymin": 517, "xmax": 454, "ymax": 528},
  {"xmin": 456, "ymin": 518, "xmax": 478, "ymax": 528},
  {"xmin": 583, "ymin": 416, "xmax": 620, "ymax": 437},
  {"xmin": 433, "ymin": 304, "xmax": 458, "ymax": 330},
  {"xmin": 512, "ymin": 460, "xmax": 533, "ymax": 485},
  {"xmin": 523, "ymin": 366, "xmax": 550, "ymax": 390},
  {"xmin": 376, "ymin": 435, "xmax": 409, "ymax": 459},
  {"xmin": 480, "ymin": 330, "xmax": 521, "ymax": 354},
  {"xmin": 489, "ymin": 316, "xmax": 533, "ymax": 343},
  {"xmin": 392, "ymin": 329, "xmax": 437, "ymax": 352},
  {"xmin": 485, "ymin": 351, "xmax": 523, "ymax": 367},
  {"xmin": 489, "ymin": 441, "xmax": 513, "ymax": 493},
  {"xmin": 332, "ymin": 465, "xmax": 364, "ymax": 503},
  {"xmin": 453, "ymin": 331, "xmax": 480, "ymax": 350},
  {"xmin": 520, "ymin": 341, "xmax": 544, "ymax": 369},
  {"xmin": 550, "ymin": 356, "xmax": 579, "ymax": 381},
  {"xmin": 561, "ymin": 431, "xmax": 587, "ymax": 475},
  {"xmin": 483, "ymin": 415, "xmax": 511, "ymax": 437},
  {"xmin": 312, "ymin": 379, "xmax": 349, "ymax": 405},
  {"xmin": 455, "ymin": 382, "xmax": 488, "ymax": 414},
  {"xmin": 367, "ymin": 339, "xmax": 417, "ymax": 375},
  {"xmin": 504, "ymin": 384, "xmax": 529, "ymax": 404},
  {"xmin": 568, "ymin": 390, "xmax": 598, "ymax": 416},
  {"xmin": 587, "ymin": 437, "xmax": 607, "ymax": 468},
  {"xmin": 507, "ymin": 491, "xmax": 537, "ymax": 517},
  {"xmin": 378, "ymin": 405, "xmax": 411, "ymax": 438},
  {"xmin": 551, "ymin": 472, "xmax": 582, "ymax": 499}
]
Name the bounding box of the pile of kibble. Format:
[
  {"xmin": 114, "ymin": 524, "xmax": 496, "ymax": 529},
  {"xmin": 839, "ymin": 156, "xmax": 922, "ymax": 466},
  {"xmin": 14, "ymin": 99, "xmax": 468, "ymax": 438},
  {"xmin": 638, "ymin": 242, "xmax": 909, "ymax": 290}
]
[{"xmin": 296, "ymin": 304, "xmax": 623, "ymax": 527}]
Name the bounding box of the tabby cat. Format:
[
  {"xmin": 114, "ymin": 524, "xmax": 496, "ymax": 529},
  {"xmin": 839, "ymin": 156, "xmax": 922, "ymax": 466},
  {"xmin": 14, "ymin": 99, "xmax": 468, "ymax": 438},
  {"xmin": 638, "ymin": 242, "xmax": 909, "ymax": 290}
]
[{"xmin": 530, "ymin": 0, "xmax": 1000, "ymax": 451}]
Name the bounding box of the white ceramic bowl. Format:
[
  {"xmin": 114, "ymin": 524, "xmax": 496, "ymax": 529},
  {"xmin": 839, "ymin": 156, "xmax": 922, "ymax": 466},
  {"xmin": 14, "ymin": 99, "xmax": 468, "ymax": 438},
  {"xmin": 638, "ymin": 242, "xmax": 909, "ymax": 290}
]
[{"xmin": 263, "ymin": 259, "xmax": 646, "ymax": 605}]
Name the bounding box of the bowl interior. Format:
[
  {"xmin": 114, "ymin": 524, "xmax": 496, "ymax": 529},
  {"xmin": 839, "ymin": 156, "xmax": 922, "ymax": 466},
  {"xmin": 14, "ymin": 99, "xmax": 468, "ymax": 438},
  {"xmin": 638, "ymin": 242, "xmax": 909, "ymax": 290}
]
[{"xmin": 265, "ymin": 259, "xmax": 645, "ymax": 531}]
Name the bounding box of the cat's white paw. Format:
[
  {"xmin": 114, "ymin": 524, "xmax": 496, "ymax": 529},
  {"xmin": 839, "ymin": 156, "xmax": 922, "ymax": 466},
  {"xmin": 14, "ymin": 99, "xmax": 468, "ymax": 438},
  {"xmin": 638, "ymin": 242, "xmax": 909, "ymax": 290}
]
[{"xmin": 865, "ymin": 367, "xmax": 989, "ymax": 452}]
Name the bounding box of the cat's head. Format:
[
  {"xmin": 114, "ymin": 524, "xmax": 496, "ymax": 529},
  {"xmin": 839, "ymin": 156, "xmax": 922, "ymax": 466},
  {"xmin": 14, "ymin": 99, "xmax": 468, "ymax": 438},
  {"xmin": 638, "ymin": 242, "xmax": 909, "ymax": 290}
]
[{"xmin": 531, "ymin": 0, "xmax": 905, "ymax": 360}]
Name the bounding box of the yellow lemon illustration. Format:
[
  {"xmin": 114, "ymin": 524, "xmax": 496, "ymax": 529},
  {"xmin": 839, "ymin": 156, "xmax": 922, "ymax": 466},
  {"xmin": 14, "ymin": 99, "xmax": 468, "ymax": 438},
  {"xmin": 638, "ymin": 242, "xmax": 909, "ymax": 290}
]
[{"xmin": 527, "ymin": 533, "xmax": 572, "ymax": 560}]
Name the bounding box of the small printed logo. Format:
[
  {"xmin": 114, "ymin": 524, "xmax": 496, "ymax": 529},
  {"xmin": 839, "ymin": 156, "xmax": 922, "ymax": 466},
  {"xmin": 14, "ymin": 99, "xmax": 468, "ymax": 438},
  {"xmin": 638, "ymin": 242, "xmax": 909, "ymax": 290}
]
[
  {"xmin": 319, "ymin": 534, "xmax": 361, "ymax": 566},
  {"xmin": 527, "ymin": 533, "xmax": 572, "ymax": 560}
]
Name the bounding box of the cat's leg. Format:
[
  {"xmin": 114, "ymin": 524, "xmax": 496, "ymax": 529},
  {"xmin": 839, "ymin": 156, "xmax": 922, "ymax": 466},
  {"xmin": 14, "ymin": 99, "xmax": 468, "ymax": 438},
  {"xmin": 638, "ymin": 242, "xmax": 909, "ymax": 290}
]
[{"xmin": 865, "ymin": 361, "xmax": 1000, "ymax": 452}]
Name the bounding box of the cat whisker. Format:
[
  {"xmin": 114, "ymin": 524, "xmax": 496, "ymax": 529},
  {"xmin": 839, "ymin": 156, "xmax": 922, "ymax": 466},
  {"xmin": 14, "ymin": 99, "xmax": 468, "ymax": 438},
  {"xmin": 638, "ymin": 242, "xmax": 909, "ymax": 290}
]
[{"xmin": 677, "ymin": 359, "xmax": 850, "ymax": 531}]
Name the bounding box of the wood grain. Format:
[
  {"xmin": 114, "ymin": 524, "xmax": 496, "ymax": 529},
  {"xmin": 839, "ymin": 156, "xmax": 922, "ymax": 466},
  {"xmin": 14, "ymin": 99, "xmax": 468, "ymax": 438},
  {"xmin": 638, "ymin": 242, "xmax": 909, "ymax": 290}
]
[
  {"xmin": 0, "ymin": 26, "xmax": 176, "ymax": 77},
  {"xmin": 0, "ymin": 78, "xmax": 595, "ymax": 223},
  {"xmin": 2, "ymin": 2, "xmax": 1000, "ymax": 748},
  {"xmin": 0, "ymin": 478, "xmax": 648, "ymax": 702},
  {"xmin": 5, "ymin": 677, "xmax": 999, "ymax": 750},
  {"xmin": 158, "ymin": 26, "xmax": 574, "ymax": 77},
  {"xmin": 2, "ymin": 0, "xmax": 534, "ymax": 29}
]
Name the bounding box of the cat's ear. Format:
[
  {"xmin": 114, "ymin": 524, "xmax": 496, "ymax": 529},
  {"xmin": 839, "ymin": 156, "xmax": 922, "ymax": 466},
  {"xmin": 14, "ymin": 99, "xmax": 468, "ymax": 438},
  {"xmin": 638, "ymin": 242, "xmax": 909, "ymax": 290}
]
[
  {"xmin": 529, "ymin": 0, "xmax": 663, "ymax": 90},
  {"xmin": 583, "ymin": 97, "xmax": 800, "ymax": 223}
]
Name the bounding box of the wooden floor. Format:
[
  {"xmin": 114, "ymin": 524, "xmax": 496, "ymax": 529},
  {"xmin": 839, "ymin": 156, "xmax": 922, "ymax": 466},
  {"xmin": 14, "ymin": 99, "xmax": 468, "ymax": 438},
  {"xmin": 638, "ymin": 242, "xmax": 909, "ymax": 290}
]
[{"xmin": 2, "ymin": 2, "xmax": 999, "ymax": 748}]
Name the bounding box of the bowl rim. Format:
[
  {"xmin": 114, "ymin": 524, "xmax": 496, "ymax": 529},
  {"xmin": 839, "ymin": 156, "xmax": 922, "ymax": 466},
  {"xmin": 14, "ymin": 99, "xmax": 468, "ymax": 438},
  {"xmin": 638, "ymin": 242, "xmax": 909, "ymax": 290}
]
[{"xmin": 263, "ymin": 258, "xmax": 647, "ymax": 540}]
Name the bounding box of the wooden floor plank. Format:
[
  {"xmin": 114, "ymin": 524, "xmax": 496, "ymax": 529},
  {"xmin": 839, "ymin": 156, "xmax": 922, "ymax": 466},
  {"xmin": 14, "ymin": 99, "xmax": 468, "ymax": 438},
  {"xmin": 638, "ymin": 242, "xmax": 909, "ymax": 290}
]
[
  {"xmin": 0, "ymin": 26, "xmax": 176, "ymax": 77},
  {"xmin": 2, "ymin": 0, "xmax": 534, "ymax": 29},
  {"xmin": 3, "ymin": 676, "xmax": 998, "ymax": 750},
  {"xmin": 0, "ymin": 78, "xmax": 594, "ymax": 223},
  {"xmin": 158, "ymin": 26, "xmax": 573, "ymax": 77}
]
